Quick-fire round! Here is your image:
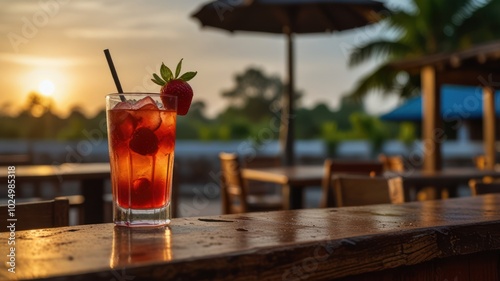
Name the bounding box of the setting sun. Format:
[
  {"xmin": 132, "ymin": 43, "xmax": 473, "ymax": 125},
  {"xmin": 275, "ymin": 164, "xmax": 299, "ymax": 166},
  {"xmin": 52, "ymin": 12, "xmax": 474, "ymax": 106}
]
[{"xmin": 39, "ymin": 79, "xmax": 55, "ymax": 97}]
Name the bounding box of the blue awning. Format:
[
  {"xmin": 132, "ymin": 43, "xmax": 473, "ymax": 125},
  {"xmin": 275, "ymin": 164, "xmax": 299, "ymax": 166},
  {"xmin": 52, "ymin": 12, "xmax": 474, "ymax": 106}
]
[{"xmin": 380, "ymin": 85, "xmax": 500, "ymax": 121}]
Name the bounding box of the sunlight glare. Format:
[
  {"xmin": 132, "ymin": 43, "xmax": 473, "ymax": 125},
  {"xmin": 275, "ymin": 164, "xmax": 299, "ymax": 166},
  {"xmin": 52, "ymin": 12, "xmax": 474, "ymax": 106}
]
[{"xmin": 39, "ymin": 79, "xmax": 55, "ymax": 96}]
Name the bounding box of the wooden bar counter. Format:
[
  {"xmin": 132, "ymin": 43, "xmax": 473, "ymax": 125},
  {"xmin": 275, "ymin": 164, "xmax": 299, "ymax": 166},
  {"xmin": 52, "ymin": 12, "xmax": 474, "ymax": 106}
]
[{"xmin": 2, "ymin": 195, "xmax": 500, "ymax": 280}]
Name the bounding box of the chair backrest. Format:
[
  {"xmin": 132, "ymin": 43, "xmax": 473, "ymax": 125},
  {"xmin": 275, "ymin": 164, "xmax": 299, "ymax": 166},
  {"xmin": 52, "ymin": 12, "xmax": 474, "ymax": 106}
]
[
  {"xmin": 473, "ymin": 155, "xmax": 487, "ymax": 170},
  {"xmin": 332, "ymin": 175, "xmax": 405, "ymax": 207},
  {"xmin": 473, "ymin": 154, "xmax": 498, "ymax": 170},
  {"xmin": 469, "ymin": 181, "xmax": 500, "ymax": 196},
  {"xmin": 0, "ymin": 153, "xmax": 32, "ymax": 166},
  {"xmin": 242, "ymin": 155, "xmax": 281, "ymax": 169},
  {"xmin": 320, "ymin": 159, "xmax": 384, "ymax": 208},
  {"xmin": 0, "ymin": 198, "xmax": 69, "ymax": 232},
  {"xmin": 471, "ymin": 155, "xmax": 497, "ymax": 184},
  {"xmin": 378, "ymin": 154, "xmax": 405, "ymax": 172},
  {"xmin": 219, "ymin": 152, "xmax": 248, "ymax": 214}
]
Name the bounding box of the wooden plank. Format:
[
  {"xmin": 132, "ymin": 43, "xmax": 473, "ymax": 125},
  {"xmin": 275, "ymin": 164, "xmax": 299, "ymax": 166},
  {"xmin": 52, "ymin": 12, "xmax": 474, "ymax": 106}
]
[
  {"xmin": 438, "ymin": 68, "xmax": 500, "ymax": 86},
  {"xmin": 389, "ymin": 41, "xmax": 500, "ymax": 73},
  {"xmin": 2, "ymin": 195, "xmax": 500, "ymax": 281},
  {"xmin": 337, "ymin": 252, "xmax": 499, "ymax": 281}
]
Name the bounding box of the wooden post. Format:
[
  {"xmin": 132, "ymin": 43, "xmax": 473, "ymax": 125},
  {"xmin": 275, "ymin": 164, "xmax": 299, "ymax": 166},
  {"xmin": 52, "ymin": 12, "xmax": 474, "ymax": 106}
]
[
  {"xmin": 421, "ymin": 66, "xmax": 442, "ymax": 172},
  {"xmin": 483, "ymin": 86, "xmax": 496, "ymax": 169},
  {"xmin": 280, "ymin": 31, "xmax": 295, "ymax": 166}
]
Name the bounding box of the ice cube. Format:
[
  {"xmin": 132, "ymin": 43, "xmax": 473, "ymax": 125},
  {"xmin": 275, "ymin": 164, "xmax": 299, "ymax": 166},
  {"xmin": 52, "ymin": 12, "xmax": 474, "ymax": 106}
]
[
  {"xmin": 113, "ymin": 101, "xmax": 132, "ymax": 110},
  {"xmin": 156, "ymin": 100, "xmax": 164, "ymax": 109},
  {"xmin": 110, "ymin": 111, "xmax": 136, "ymax": 143},
  {"xmin": 132, "ymin": 96, "xmax": 158, "ymax": 110},
  {"xmin": 131, "ymin": 97, "xmax": 162, "ymax": 131}
]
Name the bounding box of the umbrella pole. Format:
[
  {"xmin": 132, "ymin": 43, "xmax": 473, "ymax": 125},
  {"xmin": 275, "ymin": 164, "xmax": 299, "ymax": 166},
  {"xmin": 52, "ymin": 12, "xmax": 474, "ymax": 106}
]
[{"xmin": 280, "ymin": 31, "xmax": 295, "ymax": 166}]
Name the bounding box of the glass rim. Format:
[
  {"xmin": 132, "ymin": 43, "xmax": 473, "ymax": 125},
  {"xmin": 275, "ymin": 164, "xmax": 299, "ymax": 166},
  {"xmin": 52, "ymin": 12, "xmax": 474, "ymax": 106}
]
[
  {"xmin": 107, "ymin": 93, "xmax": 176, "ymax": 97},
  {"xmin": 106, "ymin": 93, "xmax": 177, "ymax": 109}
]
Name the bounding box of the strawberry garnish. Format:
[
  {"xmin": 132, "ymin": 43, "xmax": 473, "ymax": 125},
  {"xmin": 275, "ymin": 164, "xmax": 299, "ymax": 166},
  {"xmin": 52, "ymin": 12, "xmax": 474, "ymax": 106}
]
[{"xmin": 151, "ymin": 59, "xmax": 197, "ymax": 115}]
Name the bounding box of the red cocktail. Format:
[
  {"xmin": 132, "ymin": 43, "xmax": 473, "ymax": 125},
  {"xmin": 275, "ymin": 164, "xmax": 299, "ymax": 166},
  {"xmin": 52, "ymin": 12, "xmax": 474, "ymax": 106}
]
[{"xmin": 106, "ymin": 93, "xmax": 176, "ymax": 227}]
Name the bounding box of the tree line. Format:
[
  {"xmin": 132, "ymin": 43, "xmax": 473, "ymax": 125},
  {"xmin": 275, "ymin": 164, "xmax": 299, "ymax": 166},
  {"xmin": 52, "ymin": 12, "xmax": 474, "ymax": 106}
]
[{"xmin": 0, "ymin": 67, "xmax": 415, "ymax": 154}]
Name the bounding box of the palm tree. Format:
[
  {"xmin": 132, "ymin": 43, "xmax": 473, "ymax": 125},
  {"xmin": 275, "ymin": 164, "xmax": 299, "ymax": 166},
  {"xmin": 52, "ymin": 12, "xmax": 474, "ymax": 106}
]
[{"xmin": 347, "ymin": 0, "xmax": 500, "ymax": 100}]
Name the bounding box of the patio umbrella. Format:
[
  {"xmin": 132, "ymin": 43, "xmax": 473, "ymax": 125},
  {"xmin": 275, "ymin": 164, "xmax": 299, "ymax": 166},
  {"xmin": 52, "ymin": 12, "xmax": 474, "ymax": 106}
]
[{"xmin": 191, "ymin": 0, "xmax": 387, "ymax": 165}]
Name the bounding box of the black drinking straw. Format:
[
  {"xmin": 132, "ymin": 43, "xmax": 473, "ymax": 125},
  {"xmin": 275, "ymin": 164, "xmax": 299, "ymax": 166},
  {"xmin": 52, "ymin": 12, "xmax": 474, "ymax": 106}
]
[{"xmin": 103, "ymin": 49, "xmax": 126, "ymax": 102}]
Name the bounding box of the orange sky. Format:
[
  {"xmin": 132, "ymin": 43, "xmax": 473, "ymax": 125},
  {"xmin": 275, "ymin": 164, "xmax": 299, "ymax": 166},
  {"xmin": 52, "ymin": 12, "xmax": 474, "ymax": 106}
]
[{"xmin": 0, "ymin": 0, "xmax": 400, "ymax": 118}]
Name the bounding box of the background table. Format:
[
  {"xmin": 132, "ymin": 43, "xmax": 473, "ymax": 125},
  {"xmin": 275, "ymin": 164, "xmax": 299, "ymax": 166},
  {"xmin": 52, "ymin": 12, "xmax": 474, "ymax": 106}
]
[
  {"xmin": 0, "ymin": 163, "xmax": 110, "ymax": 224},
  {"xmin": 242, "ymin": 165, "xmax": 324, "ymax": 209},
  {"xmin": 242, "ymin": 165, "xmax": 500, "ymax": 208},
  {"xmin": 388, "ymin": 167, "xmax": 500, "ymax": 199}
]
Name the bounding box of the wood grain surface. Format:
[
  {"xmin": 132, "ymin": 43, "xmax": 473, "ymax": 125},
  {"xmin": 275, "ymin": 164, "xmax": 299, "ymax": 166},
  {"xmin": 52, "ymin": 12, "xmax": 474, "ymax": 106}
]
[{"xmin": 1, "ymin": 194, "xmax": 500, "ymax": 280}]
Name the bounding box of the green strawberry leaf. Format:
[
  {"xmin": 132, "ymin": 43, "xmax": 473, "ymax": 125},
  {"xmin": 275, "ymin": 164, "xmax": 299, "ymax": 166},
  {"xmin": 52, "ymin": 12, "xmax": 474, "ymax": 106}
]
[
  {"xmin": 179, "ymin": 71, "xmax": 197, "ymax": 82},
  {"xmin": 151, "ymin": 79, "xmax": 163, "ymax": 86},
  {"xmin": 152, "ymin": 73, "xmax": 165, "ymax": 85},
  {"xmin": 175, "ymin": 59, "xmax": 183, "ymax": 79},
  {"xmin": 160, "ymin": 63, "xmax": 173, "ymax": 82}
]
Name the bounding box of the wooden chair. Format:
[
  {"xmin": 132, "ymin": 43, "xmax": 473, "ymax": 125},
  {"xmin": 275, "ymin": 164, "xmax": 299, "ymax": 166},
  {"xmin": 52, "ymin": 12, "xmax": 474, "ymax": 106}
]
[
  {"xmin": 330, "ymin": 175, "xmax": 405, "ymax": 207},
  {"xmin": 28, "ymin": 180, "xmax": 85, "ymax": 225},
  {"xmin": 0, "ymin": 198, "xmax": 70, "ymax": 231},
  {"xmin": 470, "ymin": 154, "xmax": 499, "ymax": 190},
  {"xmin": 320, "ymin": 159, "xmax": 384, "ymax": 208},
  {"xmin": 378, "ymin": 154, "xmax": 405, "ymax": 172},
  {"xmin": 473, "ymin": 155, "xmax": 490, "ymax": 170},
  {"xmin": 242, "ymin": 154, "xmax": 282, "ymax": 196},
  {"xmin": 219, "ymin": 152, "xmax": 283, "ymax": 214}
]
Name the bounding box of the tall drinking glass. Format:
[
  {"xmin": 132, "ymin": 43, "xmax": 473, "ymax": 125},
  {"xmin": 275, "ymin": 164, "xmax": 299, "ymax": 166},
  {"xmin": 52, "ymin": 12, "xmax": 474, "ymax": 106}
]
[{"xmin": 106, "ymin": 93, "xmax": 177, "ymax": 227}]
